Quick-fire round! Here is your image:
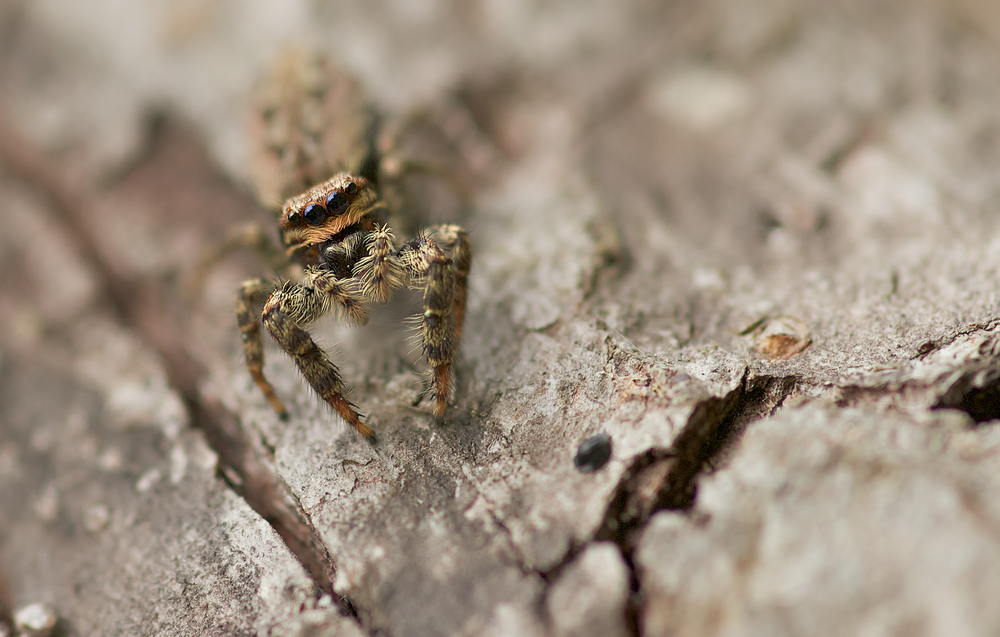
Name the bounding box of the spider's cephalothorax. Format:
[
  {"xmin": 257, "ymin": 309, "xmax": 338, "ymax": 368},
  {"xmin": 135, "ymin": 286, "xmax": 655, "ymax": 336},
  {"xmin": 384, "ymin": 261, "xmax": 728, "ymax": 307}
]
[{"xmin": 236, "ymin": 172, "xmax": 470, "ymax": 438}]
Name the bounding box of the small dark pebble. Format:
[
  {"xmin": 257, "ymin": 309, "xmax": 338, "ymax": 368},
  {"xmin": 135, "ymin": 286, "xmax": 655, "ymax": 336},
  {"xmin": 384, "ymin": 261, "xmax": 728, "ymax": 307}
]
[{"xmin": 574, "ymin": 433, "xmax": 612, "ymax": 473}]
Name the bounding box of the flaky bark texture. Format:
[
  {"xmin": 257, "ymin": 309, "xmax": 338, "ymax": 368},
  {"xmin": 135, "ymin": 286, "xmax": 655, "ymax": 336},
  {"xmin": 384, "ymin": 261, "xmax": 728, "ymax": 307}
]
[{"xmin": 2, "ymin": 1, "xmax": 1000, "ymax": 635}]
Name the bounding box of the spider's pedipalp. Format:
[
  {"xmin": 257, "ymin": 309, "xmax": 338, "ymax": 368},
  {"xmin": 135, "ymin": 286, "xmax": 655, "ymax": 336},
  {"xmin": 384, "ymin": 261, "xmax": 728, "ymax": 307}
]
[{"xmin": 354, "ymin": 225, "xmax": 407, "ymax": 303}]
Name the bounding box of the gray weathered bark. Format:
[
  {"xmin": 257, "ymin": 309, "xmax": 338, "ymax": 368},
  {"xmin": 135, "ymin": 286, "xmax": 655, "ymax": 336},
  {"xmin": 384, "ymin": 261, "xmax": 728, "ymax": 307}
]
[{"xmin": 2, "ymin": 1, "xmax": 1000, "ymax": 636}]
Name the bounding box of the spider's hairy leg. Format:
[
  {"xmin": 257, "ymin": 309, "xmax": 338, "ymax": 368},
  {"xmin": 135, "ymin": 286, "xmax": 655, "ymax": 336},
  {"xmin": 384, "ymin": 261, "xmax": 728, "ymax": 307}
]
[
  {"xmin": 354, "ymin": 225, "xmax": 408, "ymax": 303},
  {"xmin": 261, "ymin": 269, "xmax": 374, "ymax": 438},
  {"xmin": 425, "ymin": 224, "xmax": 471, "ymax": 340},
  {"xmin": 401, "ymin": 235, "xmax": 461, "ymax": 418},
  {"xmin": 237, "ymin": 278, "xmax": 287, "ymax": 418}
]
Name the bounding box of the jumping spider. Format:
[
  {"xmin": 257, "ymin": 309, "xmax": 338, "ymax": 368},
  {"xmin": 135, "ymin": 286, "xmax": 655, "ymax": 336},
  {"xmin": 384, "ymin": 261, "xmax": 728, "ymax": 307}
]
[{"xmin": 236, "ymin": 173, "xmax": 470, "ymax": 438}]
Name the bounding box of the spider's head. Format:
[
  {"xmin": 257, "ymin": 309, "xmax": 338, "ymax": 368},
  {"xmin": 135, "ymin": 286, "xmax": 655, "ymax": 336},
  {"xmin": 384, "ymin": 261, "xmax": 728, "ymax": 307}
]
[{"xmin": 279, "ymin": 173, "xmax": 379, "ymax": 249}]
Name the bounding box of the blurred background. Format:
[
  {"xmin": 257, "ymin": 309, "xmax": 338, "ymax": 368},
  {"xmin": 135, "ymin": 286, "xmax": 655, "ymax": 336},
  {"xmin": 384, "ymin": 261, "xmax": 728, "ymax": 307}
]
[{"xmin": 2, "ymin": 0, "xmax": 999, "ymax": 355}]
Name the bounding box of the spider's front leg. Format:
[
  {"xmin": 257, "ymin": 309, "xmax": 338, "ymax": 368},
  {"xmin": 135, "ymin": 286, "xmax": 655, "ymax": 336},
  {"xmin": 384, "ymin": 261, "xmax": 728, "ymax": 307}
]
[
  {"xmin": 397, "ymin": 225, "xmax": 471, "ymax": 418},
  {"xmin": 260, "ymin": 268, "xmax": 374, "ymax": 438},
  {"xmin": 425, "ymin": 224, "xmax": 471, "ymax": 340}
]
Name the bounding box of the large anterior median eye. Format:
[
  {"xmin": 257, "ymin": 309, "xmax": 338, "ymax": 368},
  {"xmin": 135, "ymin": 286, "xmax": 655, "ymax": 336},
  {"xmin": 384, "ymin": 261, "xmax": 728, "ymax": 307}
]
[
  {"xmin": 303, "ymin": 203, "xmax": 327, "ymax": 226},
  {"xmin": 325, "ymin": 190, "xmax": 349, "ymax": 215}
]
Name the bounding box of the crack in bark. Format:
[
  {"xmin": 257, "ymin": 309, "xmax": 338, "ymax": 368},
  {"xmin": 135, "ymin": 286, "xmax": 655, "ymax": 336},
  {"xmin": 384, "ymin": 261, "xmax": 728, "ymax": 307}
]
[
  {"xmin": 596, "ymin": 370, "xmax": 797, "ymax": 546},
  {"xmin": 915, "ymin": 318, "xmax": 1000, "ymax": 358},
  {"xmin": 537, "ymin": 370, "xmax": 799, "ymax": 636},
  {"xmin": 0, "ymin": 118, "xmax": 364, "ymax": 624},
  {"xmin": 838, "ymin": 323, "xmax": 1000, "ymax": 424}
]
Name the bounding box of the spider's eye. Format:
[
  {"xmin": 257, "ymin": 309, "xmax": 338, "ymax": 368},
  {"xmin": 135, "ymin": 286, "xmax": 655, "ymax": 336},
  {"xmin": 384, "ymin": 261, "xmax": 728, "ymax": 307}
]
[
  {"xmin": 325, "ymin": 190, "xmax": 349, "ymax": 215},
  {"xmin": 303, "ymin": 203, "xmax": 327, "ymax": 226},
  {"xmin": 287, "ymin": 210, "xmax": 302, "ymax": 225},
  {"xmin": 345, "ymin": 181, "xmax": 358, "ymax": 196}
]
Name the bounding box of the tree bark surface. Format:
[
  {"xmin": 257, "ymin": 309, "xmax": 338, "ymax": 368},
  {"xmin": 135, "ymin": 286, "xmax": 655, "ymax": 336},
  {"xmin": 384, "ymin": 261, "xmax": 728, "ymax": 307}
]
[{"xmin": 1, "ymin": 1, "xmax": 1000, "ymax": 636}]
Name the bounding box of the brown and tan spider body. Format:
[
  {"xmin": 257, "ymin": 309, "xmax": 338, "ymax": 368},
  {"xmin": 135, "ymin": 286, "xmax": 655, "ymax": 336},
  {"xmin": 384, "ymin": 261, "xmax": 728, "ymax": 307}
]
[{"xmin": 236, "ymin": 172, "xmax": 470, "ymax": 438}]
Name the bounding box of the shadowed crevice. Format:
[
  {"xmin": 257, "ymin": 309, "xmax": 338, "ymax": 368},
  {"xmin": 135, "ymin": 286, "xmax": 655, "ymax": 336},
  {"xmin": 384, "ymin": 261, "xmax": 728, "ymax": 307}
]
[
  {"xmin": 596, "ymin": 370, "xmax": 797, "ymax": 550},
  {"xmin": 839, "ymin": 321, "xmax": 1000, "ymax": 425},
  {"xmin": 933, "ymin": 366, "xmax": 1000, "ymax": 424}
]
